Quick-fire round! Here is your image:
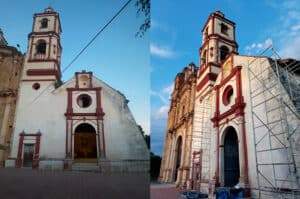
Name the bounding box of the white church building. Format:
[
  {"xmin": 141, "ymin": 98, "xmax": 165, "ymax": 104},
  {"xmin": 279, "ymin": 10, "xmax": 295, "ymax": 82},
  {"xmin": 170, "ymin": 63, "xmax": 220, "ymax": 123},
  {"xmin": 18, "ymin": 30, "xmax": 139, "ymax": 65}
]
[
  {"xmin": 5, "ymin": 7, "xmax": 149, "ymax": 171},
  {"xmin": 160, "ymin": 11, "xmax": 300, "ymax": 198}
]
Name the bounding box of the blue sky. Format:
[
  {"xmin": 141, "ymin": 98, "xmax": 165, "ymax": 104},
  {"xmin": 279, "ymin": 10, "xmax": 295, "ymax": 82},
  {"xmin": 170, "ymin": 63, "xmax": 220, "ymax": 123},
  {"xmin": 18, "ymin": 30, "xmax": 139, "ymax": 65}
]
[
  {"xmin": 0, "ymin": 0, "xmax": 150, "ymax": 134},
  {"xmin": 151, "ymin": 0, "xmax": 300, "ymax": 155}
]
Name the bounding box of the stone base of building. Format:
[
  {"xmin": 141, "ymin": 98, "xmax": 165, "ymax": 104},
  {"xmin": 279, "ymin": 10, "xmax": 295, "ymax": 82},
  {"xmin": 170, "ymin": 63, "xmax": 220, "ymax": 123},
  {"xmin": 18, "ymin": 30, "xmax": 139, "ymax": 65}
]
[{"xmin": 5, "ymin": 158, "xmax": 149, "ymax": 173}]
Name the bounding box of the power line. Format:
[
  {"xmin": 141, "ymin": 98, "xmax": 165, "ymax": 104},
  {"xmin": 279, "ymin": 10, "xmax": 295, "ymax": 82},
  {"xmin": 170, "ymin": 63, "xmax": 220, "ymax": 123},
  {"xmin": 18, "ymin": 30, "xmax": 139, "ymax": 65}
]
[
  {"xmin": 62, "ymin": 0, "xmax": 133, "ymax": 73},
  {"xmin": 25, "ymin": 0, "xmax": 133, "ymax": 108}
]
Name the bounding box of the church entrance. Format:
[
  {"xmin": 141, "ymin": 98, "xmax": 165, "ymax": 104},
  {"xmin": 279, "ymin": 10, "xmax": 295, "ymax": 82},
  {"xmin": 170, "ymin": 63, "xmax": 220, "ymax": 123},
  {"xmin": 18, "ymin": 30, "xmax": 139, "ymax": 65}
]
[
  {"xmin": 23, "ymin": 144, "xmax": 34, "ymax": 167},
  {"xmin": 174, "ymin": 136, "xmax": 182, "ymax": 182},
  {"xmin": 74, "ymin": 123, "xmax": 97, "ymax": 162},
  {"xmin": 223, "ymin": 126, "xmax": 240, "ymax": 187}
]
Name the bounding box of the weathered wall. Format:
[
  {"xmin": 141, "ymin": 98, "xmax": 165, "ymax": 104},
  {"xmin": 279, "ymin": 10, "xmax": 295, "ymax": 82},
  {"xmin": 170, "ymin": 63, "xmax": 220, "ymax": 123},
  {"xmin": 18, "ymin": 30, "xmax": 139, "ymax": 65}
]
[{"xmin": 0, "ymin": 45, "xmax": 23, "ymax": 166}]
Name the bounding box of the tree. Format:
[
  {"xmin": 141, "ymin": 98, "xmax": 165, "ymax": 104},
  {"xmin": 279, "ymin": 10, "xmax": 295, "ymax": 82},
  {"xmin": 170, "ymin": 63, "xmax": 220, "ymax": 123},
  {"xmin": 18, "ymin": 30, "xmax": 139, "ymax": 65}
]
[
  {"xmin": 137, "ymin": 125, "xmax": 150, "ymax": 149},
  {"xmin": 135, "ymin": 0, "xmax": 150, "ymax": 37},
  {"xmin": 150, "ymin": 152, "xmax": 161, "ymax": 181}
]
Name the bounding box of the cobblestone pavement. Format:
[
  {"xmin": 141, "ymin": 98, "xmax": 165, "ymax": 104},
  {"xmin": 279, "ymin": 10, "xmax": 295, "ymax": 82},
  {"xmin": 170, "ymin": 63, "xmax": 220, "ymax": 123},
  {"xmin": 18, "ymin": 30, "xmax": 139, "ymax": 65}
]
[
  {"xmin": 150, "ymin": 183, "xmax": 180, "ymax": 199},
  {"xmin": 0, "ymin": 168, "xmax": 149, "ymax": 199}
]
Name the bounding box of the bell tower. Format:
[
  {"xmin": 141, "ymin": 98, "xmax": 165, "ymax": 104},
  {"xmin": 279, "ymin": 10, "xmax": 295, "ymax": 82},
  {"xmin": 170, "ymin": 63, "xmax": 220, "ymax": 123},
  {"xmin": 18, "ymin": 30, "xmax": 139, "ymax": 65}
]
[
  {"xmin": 196, "ymin": 11, "xmax": 238, "ymax": 94},
  {"xmin": 23, "ymin": 7, "xmax": 62, "ymax": 82},
  {"xmin": 199, "ymin": 11, "xmax": 238, "ymax": 67}
]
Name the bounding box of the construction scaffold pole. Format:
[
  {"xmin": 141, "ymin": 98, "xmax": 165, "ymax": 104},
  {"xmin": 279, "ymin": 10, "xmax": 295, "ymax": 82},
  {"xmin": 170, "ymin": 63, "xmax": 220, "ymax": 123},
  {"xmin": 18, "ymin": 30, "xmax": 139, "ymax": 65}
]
[{"xmin": 247, "ymin": 45, "xmax": 300, "ymax": 199}]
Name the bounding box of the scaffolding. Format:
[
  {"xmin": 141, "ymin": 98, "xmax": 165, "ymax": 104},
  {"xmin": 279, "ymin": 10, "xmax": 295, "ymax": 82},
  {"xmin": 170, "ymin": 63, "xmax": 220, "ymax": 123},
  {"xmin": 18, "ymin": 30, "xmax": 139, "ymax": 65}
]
[
  {"xmin": 189, "ymin": 92, "xmax": 213, "ymax": 192},
  {"xmin": 247, "ymin": 46, "xmax": 300, "ymax": 199}
]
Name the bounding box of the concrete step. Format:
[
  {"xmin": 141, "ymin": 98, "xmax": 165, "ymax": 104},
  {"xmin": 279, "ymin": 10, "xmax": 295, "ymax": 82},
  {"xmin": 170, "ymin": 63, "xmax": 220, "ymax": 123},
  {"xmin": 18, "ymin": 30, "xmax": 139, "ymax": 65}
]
[{"xmin": 72, "ymin": 163, "xmax": 100, "ymax": 172}]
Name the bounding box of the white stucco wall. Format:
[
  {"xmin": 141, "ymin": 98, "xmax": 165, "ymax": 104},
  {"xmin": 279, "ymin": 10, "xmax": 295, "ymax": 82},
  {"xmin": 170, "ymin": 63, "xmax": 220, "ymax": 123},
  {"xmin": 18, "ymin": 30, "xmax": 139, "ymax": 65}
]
[{"xmin": 8, "ymin": 75, "xmax": 149, "ymax": 169}]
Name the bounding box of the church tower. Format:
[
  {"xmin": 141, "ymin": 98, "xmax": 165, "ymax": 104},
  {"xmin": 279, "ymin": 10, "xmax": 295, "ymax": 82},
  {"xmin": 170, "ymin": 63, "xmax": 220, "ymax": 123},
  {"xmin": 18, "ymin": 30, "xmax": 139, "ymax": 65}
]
[
  {"xmin": 22, "ymin": 7, "xmax": 62, "ymax": 83},
  {"xmin": 196, "ymin": 11, "xmax": 238, "ymax": 92},
  {"xmin": 199, "ymin": 11, "xmax": 237, "ymax": 67}
]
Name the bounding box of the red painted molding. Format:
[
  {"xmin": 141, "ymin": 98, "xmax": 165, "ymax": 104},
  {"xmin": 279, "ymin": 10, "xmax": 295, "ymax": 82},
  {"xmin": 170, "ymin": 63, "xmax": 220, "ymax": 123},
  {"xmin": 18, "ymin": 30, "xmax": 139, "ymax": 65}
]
[
  {"xmin": 16, "ymin": 133, "xmax": 24, "ymax": 168},
  {"xmin": 196, "ymin": 73, "xmax": 218, "ymax": 92},
  {"xmin": 27, "ymin": 58, "xmax": 59, "ymax": 65},
  {"xmin": 66, "ymin": 87, "xmax": 101, "ymax": 91},
  {"xmin": 211, "ymin": 66, "xmax": 246, "ymax": 126},
  {"xmin": 28, "ymin": 31, "xmax": 60, "ymax": 39},
  {"xmin": 22, "ymin": 79, "xmax": 56, "ymax": 82},
  {"xmin": 64, "ymin": 112, "xmax": 104, "ymax": 119},
  {"xmin": 16, "ymin": 132, "xmax": 41, "ymax": 169},
  {"xmin": 27, "ymin": 69, "xmax": 60, "ymax": 79},
  {"xmin": 222, "ymin": 85, "xmax": 233, "ymax": 106},
  {"xmin": 32, "ymin": 133, "xmax": 41, "ymax": 169}
]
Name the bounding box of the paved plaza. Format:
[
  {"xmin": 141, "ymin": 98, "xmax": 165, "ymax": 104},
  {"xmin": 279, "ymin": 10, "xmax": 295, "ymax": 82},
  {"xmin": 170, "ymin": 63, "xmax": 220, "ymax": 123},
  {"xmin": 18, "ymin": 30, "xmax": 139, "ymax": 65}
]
[
  {"xmin": 0, "ymin": 168, "xmax": 149, "ymax": 199},
  {"xmin": 150, "ymin": 183, "xmax": 180, "ymax": 199}
]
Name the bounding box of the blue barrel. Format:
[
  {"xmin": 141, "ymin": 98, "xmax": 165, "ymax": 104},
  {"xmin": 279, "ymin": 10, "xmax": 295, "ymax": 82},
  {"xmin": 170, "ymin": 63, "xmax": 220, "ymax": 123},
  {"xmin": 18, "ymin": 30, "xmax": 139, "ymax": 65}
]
[{"xmin": 215, "ymin": 187, "xmax": 230, "ymax": 199}]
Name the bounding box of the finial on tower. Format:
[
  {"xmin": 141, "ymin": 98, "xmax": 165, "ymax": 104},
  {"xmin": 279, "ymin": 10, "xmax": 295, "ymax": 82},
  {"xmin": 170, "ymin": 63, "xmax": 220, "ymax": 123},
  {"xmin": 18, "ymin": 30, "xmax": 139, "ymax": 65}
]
[
  {"xmin": 214, "ymin": 10, "xmax": 225, "ymax": 17},
  {"xmin": 44, "ymin": 6, "xmax": 54, "ymax": 13}
]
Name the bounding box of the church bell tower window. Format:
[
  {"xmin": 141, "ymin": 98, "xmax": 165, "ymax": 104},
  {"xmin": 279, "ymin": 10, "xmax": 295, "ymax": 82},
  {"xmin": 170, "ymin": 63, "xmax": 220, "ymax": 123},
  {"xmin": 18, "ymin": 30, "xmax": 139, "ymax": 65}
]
[
  {"xmin": 221, "ymin": 23, "xmax": 228, "ymax": 35},
  {"xmin": 220, "ymin": 45, "xmax": 229, "ymax": 62},
  {"xmin": 36, "ymin": 40, "xmax": 46, "ymax": 55},
  {"xmin": 40, "ymin": 18, "xmax": 48, "ymax": 28}
]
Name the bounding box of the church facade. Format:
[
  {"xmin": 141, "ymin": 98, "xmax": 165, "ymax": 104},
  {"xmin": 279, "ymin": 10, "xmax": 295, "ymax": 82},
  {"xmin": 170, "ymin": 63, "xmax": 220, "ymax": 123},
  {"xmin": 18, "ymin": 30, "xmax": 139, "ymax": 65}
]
[
  {"xmin": 0, "ymin": 30, "xmax": 23, "ymax": 166},
  {"xmin": 160, "ymin": 11, "xmax": 300, "ymax": 198},
  {"xmin": 5, "ymin": 7, "xmax": 149, "ymax": 171}
]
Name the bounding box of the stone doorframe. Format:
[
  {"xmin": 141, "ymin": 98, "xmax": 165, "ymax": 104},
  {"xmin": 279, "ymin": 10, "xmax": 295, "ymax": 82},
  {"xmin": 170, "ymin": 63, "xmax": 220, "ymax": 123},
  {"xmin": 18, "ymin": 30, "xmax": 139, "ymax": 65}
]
[
  {"xmin": 218, "ymin": 122, "xmax": 249, "ymax": 189},
  {"xmin": 16, "ymin": 131, "xmax": 41, "ymax": 168},
  {"xmin": 64, "ymin": 119, "xmax": 106, "ymax": 168}
]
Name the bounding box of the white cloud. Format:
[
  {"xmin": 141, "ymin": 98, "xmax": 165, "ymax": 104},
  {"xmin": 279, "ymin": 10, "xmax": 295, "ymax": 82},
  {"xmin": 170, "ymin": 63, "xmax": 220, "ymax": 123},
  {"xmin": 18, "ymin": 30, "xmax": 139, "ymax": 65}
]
[
  {"xmin": 244, "ymin": 38, "xmax": 273, "ymax": 55},
  {"xmin": 263, "ymin": 0, "xmax": 300, "ymax": 58},
  {"xmin": 291, "ymin": 24, "xmax": 300, "ymax": 32},
  {"xmin": 151, "ymin": 83, "xmax": 174, "ymax": 120},
  {"xmin": 150, "ymin": 43, "xmax": 175, "ymax": 58},
  {"xmin": 162, "ymin": 83, "xmax": 174, "ymax": 95},
  {"xmin": 279, "ymin": 36, "xmax": 300, "ymax": 59},
  {"xmin": 150, "ymin": 90, "xmax": 168, "ymax": 104},
  {"xmin": 154, "ymin": 105, "xmax": 169, "ymax": 119}
]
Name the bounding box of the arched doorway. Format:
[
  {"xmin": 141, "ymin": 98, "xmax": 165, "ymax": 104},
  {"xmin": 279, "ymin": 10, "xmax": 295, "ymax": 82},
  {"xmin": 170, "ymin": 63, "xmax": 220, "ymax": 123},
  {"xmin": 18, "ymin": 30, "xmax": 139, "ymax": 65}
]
[
  {"xmin": 223, "ymin": 126, "xmax": 240, "ymax": 187},
  {"xmin": 174, "ymin": 136, "xmax": 182, "ymax": 182},
  {"xmin": 74, "ymin": 123, "xmax": 97, "ymax": 161}
]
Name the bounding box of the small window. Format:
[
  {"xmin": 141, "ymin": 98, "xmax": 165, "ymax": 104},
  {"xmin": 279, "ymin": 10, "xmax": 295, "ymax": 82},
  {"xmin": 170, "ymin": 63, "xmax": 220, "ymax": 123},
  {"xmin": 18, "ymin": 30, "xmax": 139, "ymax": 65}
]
[
  {"xmin": 222, "ymin": 85, "xmax": 234, "ymax": 106},
  {"xmin": 32, "ymin": 83, "xmax": 40, "ymax": 90},
  {"xmin": 220, "ymin": 45, "xmax": 229, "ymax": 61},
  {"xmin": 201, "ymin": 49, "xmax": 207, "ymax": 64},
  {"xmin": 36, "ymin": 40, "xmax": 46, "ymax": 54},
  {"xmin": 77, "ymin": 94, "xmax": 92, "ymax": 108},
  {"xmin": 204, "ymin": 27, "xmax": 208, "ymax": 39},
  {"xmin": 41, "ymin": 18, "xmax": 48, "ymax": 28},
  {"xmin": 221, "ymin": 23, "xmax": 228, "ymax": 35}
]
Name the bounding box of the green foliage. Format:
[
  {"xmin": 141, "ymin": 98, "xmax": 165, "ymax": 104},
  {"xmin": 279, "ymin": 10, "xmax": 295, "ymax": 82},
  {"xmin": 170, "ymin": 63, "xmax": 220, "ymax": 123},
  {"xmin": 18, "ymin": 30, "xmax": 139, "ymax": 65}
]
[
  {"xmin": 137, "ymin": 125, "xmax": 150, "ymax": 149},
  {"xmin": 135, "ymin": 0, "xmax": 150, "ymax": 37}
]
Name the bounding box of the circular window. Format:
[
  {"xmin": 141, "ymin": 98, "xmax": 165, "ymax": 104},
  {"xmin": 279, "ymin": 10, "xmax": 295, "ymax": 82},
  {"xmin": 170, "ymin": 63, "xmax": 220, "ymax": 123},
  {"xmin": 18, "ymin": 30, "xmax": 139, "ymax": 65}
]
[
  {"xmin": 77, "ymin": 94, "xmax": 92, "ymax": 108},
  {"xmin": 222, "ymin": 85, "xmax": 234, "ymax": 106},
  {"xmin": 32, "ymin": 83, "xmax": 40, "ymax": 90}
]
